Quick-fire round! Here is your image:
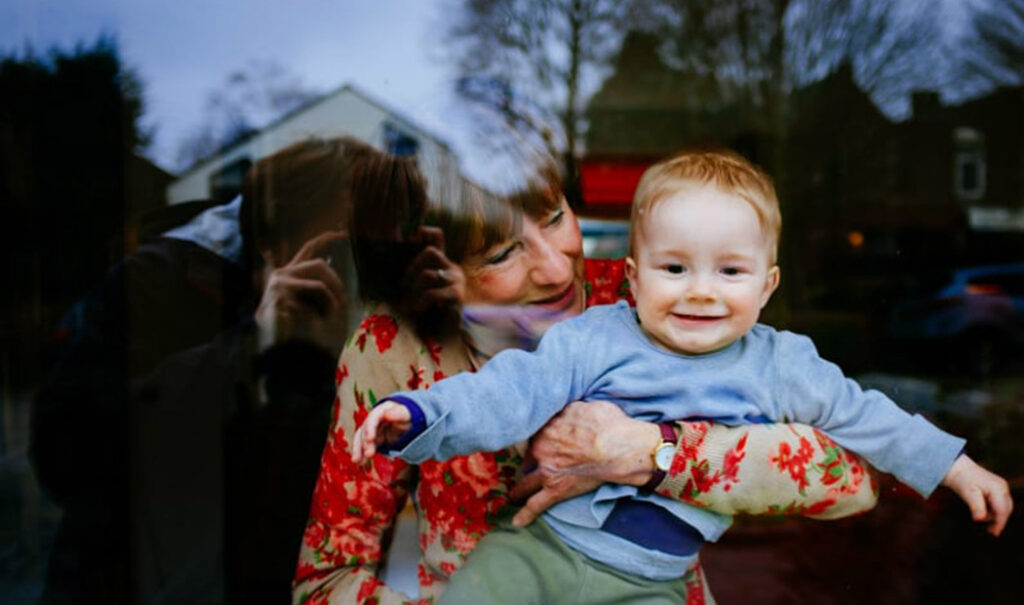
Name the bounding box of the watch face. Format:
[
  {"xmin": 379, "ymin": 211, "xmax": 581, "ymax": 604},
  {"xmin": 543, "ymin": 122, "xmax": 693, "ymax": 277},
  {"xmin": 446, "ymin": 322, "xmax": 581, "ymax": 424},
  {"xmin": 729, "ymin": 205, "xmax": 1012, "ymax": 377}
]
[{"xmin": 654, "ymin": 443, "xmax": 676, "ymax": 471}]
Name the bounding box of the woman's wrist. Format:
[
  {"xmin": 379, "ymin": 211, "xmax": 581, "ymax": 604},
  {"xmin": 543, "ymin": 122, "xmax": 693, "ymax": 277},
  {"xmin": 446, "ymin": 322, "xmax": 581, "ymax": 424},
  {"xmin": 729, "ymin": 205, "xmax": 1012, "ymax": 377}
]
[{"xmin": 603, "ymin": 418, "xmax": 664, "ymax": 487}]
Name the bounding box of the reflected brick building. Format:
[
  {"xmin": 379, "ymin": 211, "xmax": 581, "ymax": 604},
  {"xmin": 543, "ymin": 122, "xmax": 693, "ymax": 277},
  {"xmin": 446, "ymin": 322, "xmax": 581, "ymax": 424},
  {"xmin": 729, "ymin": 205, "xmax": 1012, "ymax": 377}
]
[{"xmin": 580, "ymin": 31, "xmax": 1024, "ymax": 310}]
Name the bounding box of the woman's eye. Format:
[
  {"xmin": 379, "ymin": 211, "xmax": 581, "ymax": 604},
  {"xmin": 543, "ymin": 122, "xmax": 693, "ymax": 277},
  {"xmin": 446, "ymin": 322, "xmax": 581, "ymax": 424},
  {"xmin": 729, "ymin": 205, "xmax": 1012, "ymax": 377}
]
[
  {"xmin": 485, "ymin": 243, "xmax": 517, "ymax": 265},
  {"xmin": 665, "ymin": 264, "xmax": 684, "ymax": 274},
  {"xmin": 546, "ymin": 209, "xmax": 565, "ymax": 227}
]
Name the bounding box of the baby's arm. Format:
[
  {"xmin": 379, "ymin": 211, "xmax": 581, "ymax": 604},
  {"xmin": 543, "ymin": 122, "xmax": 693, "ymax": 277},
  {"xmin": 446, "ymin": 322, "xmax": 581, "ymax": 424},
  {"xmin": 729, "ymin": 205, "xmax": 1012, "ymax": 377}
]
[
  {"xmin": 368, "ymin": 318, "xmax": 592, "ymax": 463},
  {"xmin": 774, "ymin": 332, "xmax": 1013, "ymax": 534},
  {"xmin": 940, "ymin": 454, "xmax": 1014, "ymax": 536},
  {"xmin": 352, "ymin": 401, "xmax": 412, "ymax": 462}
]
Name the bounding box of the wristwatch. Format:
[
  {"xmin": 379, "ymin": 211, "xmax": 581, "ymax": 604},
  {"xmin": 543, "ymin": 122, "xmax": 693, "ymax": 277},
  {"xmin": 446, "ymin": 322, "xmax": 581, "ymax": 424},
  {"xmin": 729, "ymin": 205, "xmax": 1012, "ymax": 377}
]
[{"xmin": 640, "ymin": 422, "xmax": 678, "ymax": 493}]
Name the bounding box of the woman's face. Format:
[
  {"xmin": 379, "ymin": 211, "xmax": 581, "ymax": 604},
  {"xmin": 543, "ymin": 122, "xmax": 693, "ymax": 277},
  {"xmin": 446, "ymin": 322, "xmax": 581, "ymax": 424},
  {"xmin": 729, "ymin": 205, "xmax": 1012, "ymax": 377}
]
[{"xmin": 462, "ymin": 198, "xmax": 585, "ymax": 315}]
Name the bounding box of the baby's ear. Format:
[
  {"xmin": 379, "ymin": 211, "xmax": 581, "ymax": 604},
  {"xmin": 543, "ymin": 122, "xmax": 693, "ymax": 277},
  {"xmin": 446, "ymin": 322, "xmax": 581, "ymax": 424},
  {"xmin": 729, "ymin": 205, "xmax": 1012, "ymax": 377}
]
[
  {"xmin": 760, "ymin": 265, "xmax": 780, "ymax": 308},
  {"xmin": 625, "ymin": 257, "xmax": 638, "ymax": 286}
]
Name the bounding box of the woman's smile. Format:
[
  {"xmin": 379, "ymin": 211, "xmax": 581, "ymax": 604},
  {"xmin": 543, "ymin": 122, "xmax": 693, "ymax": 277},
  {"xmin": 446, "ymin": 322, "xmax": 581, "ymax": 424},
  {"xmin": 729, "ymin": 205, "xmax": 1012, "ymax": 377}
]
[{"xmin": 531, "ymin": 281, "xmax": 578, "ymax": 310}]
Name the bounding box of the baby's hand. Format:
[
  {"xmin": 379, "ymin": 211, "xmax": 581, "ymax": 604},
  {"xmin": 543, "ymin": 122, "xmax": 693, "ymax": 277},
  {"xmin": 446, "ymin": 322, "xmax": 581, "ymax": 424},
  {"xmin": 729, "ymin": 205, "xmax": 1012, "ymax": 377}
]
[
  {"xmin": 941, "ymin": 454, "xmax": 1013, "ymax": 536},
  {"xmin": 351, "ymin": 401, "xmax": 412, "ymax": 463}
]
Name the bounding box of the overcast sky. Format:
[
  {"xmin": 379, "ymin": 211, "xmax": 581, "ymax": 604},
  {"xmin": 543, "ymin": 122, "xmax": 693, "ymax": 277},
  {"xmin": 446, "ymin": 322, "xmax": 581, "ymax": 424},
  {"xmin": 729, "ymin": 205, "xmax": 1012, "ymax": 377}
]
[
  {"xmin": 0, "ymin": 0, "xmax": 993, "ymax": 188},
  {"xmin": 1, "ymin": 0, "xmax": 476, "ymax": 177}
]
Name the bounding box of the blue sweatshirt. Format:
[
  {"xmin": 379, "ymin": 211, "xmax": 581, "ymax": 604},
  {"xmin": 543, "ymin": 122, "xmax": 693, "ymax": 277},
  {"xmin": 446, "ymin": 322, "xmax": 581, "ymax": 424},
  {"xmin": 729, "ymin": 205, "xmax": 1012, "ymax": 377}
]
[{"xmin": 387, "ymin": 301, "xmax": 964, "ymax": 580}]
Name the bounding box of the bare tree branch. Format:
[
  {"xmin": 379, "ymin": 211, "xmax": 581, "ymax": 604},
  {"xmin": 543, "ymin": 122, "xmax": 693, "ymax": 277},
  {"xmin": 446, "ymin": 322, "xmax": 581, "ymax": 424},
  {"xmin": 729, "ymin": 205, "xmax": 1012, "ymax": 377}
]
[
  {"xmin": 444, "ymin": 0, "xmax": 634, "ymax": 201},
  {"xmin": 175, "ymin": 60, "xmax": 322, "ymax": 170}
]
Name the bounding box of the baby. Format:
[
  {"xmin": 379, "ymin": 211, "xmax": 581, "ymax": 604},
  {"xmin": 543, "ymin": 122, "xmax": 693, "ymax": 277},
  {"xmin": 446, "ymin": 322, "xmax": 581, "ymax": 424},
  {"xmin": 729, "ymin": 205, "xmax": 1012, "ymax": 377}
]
[{"xmin": 354, "ymin": 150, "xmax": 1013, "ymax": 603}]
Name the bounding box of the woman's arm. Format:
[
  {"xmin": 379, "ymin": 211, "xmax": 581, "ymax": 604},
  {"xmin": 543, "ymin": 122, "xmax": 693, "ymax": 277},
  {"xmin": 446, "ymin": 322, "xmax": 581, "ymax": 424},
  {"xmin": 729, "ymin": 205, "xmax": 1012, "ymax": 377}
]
[
  {"xmin": 510, "ymin": 401, "xmax": 877, "ymax": 527},
  {"xmin": 656, "ymin": 420, "xmax": 877, "ymax": 519},
  {"xmin": 293, "ymin": 314, "xmax": 421, "ymax": 605}
]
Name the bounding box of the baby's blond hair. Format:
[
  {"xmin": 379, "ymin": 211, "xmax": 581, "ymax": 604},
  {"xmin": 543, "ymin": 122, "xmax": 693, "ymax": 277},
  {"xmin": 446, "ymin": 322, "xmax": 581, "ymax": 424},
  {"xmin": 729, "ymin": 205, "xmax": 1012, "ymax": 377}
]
[{"xmin": 630, "ymin": 150, "xmax": 781, "ymax": 262}]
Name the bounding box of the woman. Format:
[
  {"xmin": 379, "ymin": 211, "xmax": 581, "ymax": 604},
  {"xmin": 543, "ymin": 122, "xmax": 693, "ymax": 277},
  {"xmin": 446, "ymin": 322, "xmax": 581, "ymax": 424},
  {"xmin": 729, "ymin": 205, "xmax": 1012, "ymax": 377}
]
[{"xmin": 293, "ymin": 166, "xmax": 876, "ymax": 604}]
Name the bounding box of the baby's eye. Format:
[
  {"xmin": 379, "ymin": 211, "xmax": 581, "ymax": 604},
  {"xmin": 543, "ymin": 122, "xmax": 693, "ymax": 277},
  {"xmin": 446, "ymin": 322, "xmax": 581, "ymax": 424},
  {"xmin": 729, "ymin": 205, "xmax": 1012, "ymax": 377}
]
[
  {"xmin": 665, "ymin": 264, "xmax": 685, "ymax": 274},
  {"xmin": 721, "ymin": 267, "xmax": 740, "ymax": 276}
]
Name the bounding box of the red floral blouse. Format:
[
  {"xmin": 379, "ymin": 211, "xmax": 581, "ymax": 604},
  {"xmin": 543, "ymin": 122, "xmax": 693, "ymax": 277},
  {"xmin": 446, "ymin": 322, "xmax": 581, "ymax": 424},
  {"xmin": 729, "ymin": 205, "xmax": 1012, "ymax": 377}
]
[{"xmin": 293, "ymin": 259, "xmax": 876, "ymax": 604}]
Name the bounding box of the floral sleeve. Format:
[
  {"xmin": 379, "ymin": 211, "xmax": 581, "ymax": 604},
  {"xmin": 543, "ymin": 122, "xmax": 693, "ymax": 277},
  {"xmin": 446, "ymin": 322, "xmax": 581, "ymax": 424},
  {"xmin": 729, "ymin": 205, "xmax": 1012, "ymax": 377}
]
[
  {"xmin": 658, "ymin": 422, "xmax": 878, "ymax": 519},
  {"xmin": 293, "ymin": 313, "xmax": 423, "ymax": 605}
]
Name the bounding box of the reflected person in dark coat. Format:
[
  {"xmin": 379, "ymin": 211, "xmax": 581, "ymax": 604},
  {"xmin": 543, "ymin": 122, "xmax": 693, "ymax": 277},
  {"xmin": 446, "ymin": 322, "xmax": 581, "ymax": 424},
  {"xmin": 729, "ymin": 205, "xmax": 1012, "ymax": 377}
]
[{"xmin": 30, "ymin": 137, "xmax": 399, "ymax": 603}]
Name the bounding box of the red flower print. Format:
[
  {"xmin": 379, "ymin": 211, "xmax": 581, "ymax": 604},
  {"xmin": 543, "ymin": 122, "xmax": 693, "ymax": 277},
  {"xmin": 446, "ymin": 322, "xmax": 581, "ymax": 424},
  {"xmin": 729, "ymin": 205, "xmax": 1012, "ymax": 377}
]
[
  {"xmin": 370, "ymin": 454, "xmax": 405, "ymax": 486},
  {"xmin": 439, "ymin": 561, "xmax": 457, "ymax": 576},
  {"xmin": 353, "ymin": 390, "xmax": 368, "ymax": 427},
  {"xmin": 344, "ymin": 477, "xmax": 398, "ymax": 521},
  {"xmin": 448, "ymin": 453, "xmax": 499, "ymax": 498},
  {"xmin": 424, "ymin": 338, "xmax": 442, "ymax": 366},
  {"xmin": 407, "ymin": 365, "xmax": 425, "ymax": 390},
  {"xmin": 303, "ymin": 518, "xmax": 328, "ymax": 549},
  {"xmin": 356, "ymin": 314, "xmax": 400, "ymax": 353},
  {"xmin": 336, "ymin": 363, "xmax": 349, "ymax": 387},
  {"xmin": 369, "ymin": 315, "xmax": 398, "ymax": 352},
  {"xmin": 433, "ymin": 370, "xmax": 445, "ymax": 382},
  {"xmin": 667, "ymin": 421, "xmax": 710, "ymax": 478},
  {"xmin": 327, "ymin": 517, "xmax": 382, "ymax": 563},
  {"xmin": 418, "ymin": 564, "xmax": 439, "ymax": 587},
  {"xmin": 719, "ymin": 433, "xmax": 748, "ymax": 491},
  {"xmin": 684, "ymin": 563, "xmax": 706, "ymax": 605},
  {"xmin": 356, "ymin": 577, "xmax": 384, "ymax": 602},
  {"xmin": 687, "ymin": 460, "xmax": 719, "ymax": 495},
  {"xmin": 771, "ymin": 437, "xmax": 815, "ymax": 494},
  {"xmin": 803, "ymin": 492, "xmax": 838, "ymax": 516}
]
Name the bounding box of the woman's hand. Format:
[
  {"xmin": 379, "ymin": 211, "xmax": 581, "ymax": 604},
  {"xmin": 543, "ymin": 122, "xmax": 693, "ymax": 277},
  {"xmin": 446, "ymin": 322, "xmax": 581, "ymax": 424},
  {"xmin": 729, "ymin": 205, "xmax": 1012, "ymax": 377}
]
[
  {"xmin": 255, "ymin": 230, "xmax": 350, "ymax": 358},
  {"xmin": 509, "ymin": 400, "xmax": 661, "ymax": 527},
  {"xmin": 399, "ymin": 225, "xmax": 465, "ymax": 316}
]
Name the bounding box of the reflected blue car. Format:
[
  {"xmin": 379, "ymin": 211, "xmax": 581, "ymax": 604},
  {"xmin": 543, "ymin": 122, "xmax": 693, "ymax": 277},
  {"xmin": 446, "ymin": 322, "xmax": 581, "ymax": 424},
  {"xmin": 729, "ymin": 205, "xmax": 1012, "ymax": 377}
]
[{"xmin": 888, "ymin": 264, "xmax": 1024, "ymax": 372}]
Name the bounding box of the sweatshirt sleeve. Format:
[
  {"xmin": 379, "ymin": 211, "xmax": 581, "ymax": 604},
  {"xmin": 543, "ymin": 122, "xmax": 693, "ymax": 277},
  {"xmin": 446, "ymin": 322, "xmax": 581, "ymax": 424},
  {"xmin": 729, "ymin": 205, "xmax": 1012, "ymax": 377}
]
[
  {"xmin": 772, "ymin": 332, "xmax": 964, "ymax": 497},
  {"xmin": 392, "ymin": 317, "xmax": 593, "ymax": 462}
]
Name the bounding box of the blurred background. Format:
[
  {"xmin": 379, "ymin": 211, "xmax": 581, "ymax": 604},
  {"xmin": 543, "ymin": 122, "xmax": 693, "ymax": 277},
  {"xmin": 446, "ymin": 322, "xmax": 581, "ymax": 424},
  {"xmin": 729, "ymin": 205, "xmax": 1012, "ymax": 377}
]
[{"xmin": 2, "ymin": 0, "xmax": 1022, "ymax": 602}]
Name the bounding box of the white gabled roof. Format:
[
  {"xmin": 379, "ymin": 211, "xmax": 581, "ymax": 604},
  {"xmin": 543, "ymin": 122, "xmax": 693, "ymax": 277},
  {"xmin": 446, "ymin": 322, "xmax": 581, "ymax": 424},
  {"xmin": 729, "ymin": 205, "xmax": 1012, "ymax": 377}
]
[{"xmin": 175, "ymin": 82, "xmax": 453, "ymax": 180}]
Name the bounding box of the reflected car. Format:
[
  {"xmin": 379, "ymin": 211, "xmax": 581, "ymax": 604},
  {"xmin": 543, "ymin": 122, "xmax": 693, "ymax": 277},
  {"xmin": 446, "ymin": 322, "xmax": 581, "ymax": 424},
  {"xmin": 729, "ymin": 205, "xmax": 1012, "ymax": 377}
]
[
  {"xmin": 887, "ymin": 263, "xmax": 1024, "ymax": 372},
  {"xmin": 579, "ymin": 217, "xmax": 630, "ymax": 260}
]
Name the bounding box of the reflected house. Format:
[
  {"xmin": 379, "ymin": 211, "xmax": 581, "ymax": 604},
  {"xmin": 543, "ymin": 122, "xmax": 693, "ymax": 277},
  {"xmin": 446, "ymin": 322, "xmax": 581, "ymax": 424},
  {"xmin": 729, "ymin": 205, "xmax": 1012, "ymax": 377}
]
[
  {"xmin": 785, "ymin": 67, "xmax": 969, "ymax": 302},
  {"xmin": 895, "ymin": 86, "xmax": 1024, "ymax": 264},
  {"xmin": 167, "ymin": 83, "xmax": 460, "ymax": 205}
]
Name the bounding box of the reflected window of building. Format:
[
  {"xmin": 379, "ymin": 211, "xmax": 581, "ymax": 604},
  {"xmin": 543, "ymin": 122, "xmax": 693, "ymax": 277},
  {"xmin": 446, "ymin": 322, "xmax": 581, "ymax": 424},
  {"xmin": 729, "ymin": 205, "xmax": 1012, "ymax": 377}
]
[
  {"xmin": 209, "ymin": 156, "xmax": 253, "ymax": 202},
  {"xmin": 383, "ymin": 122, "xmax": 419, "ymax": 157},
  {"xmin": 954, "ymin": 127, "xmax": 985, "ymax": 201}
]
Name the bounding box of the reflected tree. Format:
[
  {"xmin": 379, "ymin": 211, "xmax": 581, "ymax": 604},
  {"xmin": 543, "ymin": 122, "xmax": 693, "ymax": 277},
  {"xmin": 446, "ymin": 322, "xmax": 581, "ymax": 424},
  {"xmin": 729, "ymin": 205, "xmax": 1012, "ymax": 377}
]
[
  {"xmin": 445, "ymin": 0, "xmax": 635, "ymax": 203},
  {"xmin": 646, "ymin": 0, "xmax": 942, "ymax": 140},
  {"xmin": 175, "ymin": 60, "xmax": 322, "ymax": 170},
  {"xmin": 962, "ymin": 0, "xmax": 1024, "ymax": 87},
  {"xmin": 0, "ymin": 36, "xmax": 148, "ymax": 323}
]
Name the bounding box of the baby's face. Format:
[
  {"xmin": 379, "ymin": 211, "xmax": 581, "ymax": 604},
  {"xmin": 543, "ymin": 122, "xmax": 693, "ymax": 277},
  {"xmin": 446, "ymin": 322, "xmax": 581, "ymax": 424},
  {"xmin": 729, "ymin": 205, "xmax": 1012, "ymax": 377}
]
[{"xmin": 626, "ymin": 185, "xmax": 779, "ymax": 355}]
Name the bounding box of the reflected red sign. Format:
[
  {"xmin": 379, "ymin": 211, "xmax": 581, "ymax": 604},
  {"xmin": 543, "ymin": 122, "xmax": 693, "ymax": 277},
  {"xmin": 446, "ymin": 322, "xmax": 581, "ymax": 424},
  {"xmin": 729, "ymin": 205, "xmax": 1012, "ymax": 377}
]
[{"xmin": 580, "ymin": 160, "xmax": 652, "ymax": 205}]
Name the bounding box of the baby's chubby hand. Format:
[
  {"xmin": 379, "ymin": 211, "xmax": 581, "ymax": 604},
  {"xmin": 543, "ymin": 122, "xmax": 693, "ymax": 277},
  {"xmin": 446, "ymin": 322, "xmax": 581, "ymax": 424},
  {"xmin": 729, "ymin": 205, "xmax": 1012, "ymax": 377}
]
[
  {"xmin": 351, "ymin": 401, "xmax": 413, "ymax": 463},
  {"xmin": 941, "ymin": 454, "xmax": 1013, "ymax": 536}
]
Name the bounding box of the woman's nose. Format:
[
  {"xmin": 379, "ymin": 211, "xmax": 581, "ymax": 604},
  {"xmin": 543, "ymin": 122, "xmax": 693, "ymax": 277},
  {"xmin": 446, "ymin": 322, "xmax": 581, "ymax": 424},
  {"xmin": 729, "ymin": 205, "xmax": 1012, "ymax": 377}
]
[{"xmin": 528, "ymin": 236, "xmax": 573, "ymax": 287}]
